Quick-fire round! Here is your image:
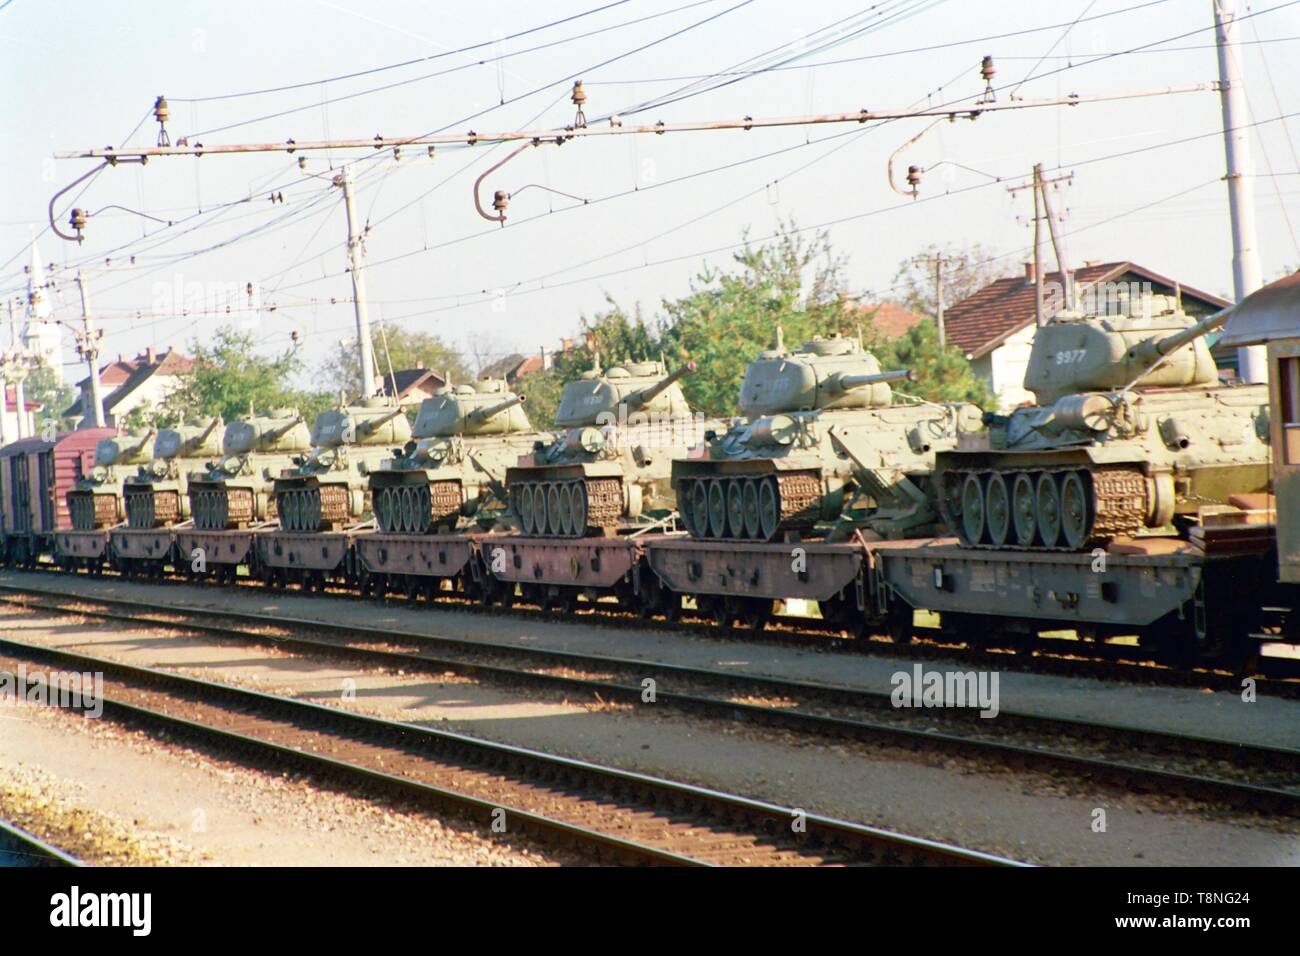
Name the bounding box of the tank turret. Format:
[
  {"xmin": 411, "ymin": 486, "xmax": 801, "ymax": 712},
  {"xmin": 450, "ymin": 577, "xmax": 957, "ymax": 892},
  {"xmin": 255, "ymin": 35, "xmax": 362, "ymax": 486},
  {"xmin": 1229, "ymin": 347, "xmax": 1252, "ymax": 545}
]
[
  {"xmin": 936, "ymin": 293, "xmax": 1270, "ymax": 551},
  {"xmin": 505, "ymin": 358, "xmax": 723, "ymax": 537},
  {"xmin": 124, "ymin": 417, "xmax": 225, "ymax": 528},
  {"xmin": 68, "ymin": 429, "xmax": 158, "ymax": 530},
  {"xmin": 274, "ymin": 399, "xmax": 413, "ymax": 532},
  {"xmin": 673, "ymin": 332, "xmax": 980, "ymax": 542},
  {"xmin": 369, "ymin": 380, "xmax": 546, "ymax": 534},
  {"xmin": 187, "ymin": 410, "xmax": 312, "ymax": 530}
]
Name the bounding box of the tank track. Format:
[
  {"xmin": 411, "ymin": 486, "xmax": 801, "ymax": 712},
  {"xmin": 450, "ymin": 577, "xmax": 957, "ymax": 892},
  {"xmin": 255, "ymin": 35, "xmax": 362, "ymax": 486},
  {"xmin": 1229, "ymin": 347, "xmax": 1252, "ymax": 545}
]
[
  {"xmin": 191, "ymin": 487, "xmax": 255, "ymax": 530},
  {"xmin": 677, "ymin": 470, "xmax": 823, "ymax": 542},
  {"xmin": 68, "ymin": 492, "xmax": 119, "ymax": 531},
  {"xmin": 125, "ymin": 489, "xmax": 180, "ymax": 528},
  {"xmin": 372, "ymin": 480, "xmax": 463, "ymax": 533},
  {"xmin": 945, "ymin": 464, "xmax": 1148, "ymax": 551},
  {"xmin": 511, "ymin": 476, "xmax": 625, "ymax": 537}
]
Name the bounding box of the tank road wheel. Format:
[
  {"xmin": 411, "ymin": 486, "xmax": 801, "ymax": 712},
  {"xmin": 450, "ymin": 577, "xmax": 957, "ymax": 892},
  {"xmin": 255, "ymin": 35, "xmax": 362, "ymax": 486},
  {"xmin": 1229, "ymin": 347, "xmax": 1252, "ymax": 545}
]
[
  {"xmin": 531, "ymin": 484, "xmax": 548, "ymax": 537},
  {"xmin": 741, "ymin": 479, "xmax": 761, "ymax": 540},
  {"xmin": 375, "ymin": 489, "xmax": 391, "ymax": 532},
  {"xmin": 706, "ymin": 480, "xmax": 727, "ymax": 540},
  {"xmin": 216, "ymin": 493, "xmax": 229, "ymax": 530},
  {"xmin": 758, "ymin": 477, "xmax": 780, "ymax": 542},
  {"xmin": 1036, "ymin": 472, "xmax": 1062, "ymax": 548},
  {"xmin": 1011, "ymin": 472, "xmax": 1038, "ymax": 547},
  {"xmin": 556, "ymin": 483, "xmax": 575, "ymax": 537},
  {"xmin": 551, "ymin": 486, "xmax": 566, "ymax": 538},
  {"xmin": 572, "ymin": 482, "xmax": 589, "ymax": 536},
  {"xmin": 960, "ymin": 474, "xmax": 986, "ymax": 546},
  {"xmin": 985, "ymin": 473, "xmax": 1011, "ymax": 547},
  {"xmin": 417, "ymin": 485, "xmax": 432, "ymax": 534},
  {"xmin": 308, "ymin": 491, "xmax": 323, "ymax": 531},
  {"xmin": 691, "ymin": 482, "xmax": 711, "ymax": 540},
  {"xmin": 517, "ymin": 484, "xmax": 535, "ymax": 534},
  {"xmin": 401, "ymin": 487, "xmax": 418, "ymax": 534},
  {"xmin": 1060, "ymin": 471, "xmax": 1093, "ymax": 551},
  {"xmin": 725, "ymin": 479, "xmax": 746, "ymax": 540}
]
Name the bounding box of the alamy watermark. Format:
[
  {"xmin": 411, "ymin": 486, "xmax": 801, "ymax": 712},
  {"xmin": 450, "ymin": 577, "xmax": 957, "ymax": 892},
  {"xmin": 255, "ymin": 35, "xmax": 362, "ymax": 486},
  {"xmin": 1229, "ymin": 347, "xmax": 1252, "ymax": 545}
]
[
  {"xmin": 890, "ymin": 663, "xmax": 999, "ymax": 718},
  {"xmin": 0, "ymin": 665, "xmax": 103, "ymax": 718}
]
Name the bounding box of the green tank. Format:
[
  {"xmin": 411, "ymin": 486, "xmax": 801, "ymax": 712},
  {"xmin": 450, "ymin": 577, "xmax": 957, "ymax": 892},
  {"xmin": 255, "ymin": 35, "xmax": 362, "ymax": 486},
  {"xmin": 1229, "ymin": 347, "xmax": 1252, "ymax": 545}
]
[
  {"xmin": 935, "ymin": 293, "xmax": 1272, "ymax": 551},
  {"xmin": 67, "ymin": 430, "xmax": 157, "ymax": 530},
  {"xmin": 273, "ymin": 398, "xmax": 412, "ymax": 532},
  {"xmin": 504, "ymin": 358, "xmax": 713, "ymax": 537},
  {"xmin": 188, "ymin": 409, "xmax": 313, "ymax": 530},
  {"xmin": 123, "ymin": 417, "xmax": 223, "ymax": 528},
  {"xmin": 369, "ymin": 379, "xmax": 544, "ymax": 533},
  {"xmin": 672, "ymin": 332, "xmax": 983, "ymax": 541}
]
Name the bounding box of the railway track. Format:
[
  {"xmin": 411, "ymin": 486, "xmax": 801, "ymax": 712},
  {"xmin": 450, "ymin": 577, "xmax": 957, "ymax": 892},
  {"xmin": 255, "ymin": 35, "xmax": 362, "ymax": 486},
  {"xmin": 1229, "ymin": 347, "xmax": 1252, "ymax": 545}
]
[
  {"xmin": 0, "ymin": 636, "xmax": 1017, "ymax": 867},
  {"xmin": 4, "ymin": 584, "xmax": 1297, "ymax": 818},
  {"xmin": 11, "ymin": 562, "xmax": 1300, "ymax": 698},
  {"xmin": 0, "ymin": 819, "xmax": 83, "ymax": 868}
]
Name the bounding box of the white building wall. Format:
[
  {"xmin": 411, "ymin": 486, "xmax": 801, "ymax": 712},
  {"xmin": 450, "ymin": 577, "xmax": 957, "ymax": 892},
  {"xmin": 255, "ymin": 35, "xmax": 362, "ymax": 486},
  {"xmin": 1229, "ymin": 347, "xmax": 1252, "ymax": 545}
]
[{"xmin": 973, "ymin": 324, "xmax": 1038, "ymax": 411}]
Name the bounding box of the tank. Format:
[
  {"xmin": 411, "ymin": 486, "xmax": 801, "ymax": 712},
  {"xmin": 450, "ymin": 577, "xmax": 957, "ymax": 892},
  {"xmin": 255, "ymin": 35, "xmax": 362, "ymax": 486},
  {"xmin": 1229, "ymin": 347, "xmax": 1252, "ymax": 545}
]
[
  {"xmin": 369, "ymin": 379, "xmax": 545, "ymax": 533},
  {"xmin": 123, "ymin": 417, "xmax": 223, "ymax": 528},
  {"xmin": 273, "ymin": 398, "xmax": 412, "ymax": 532},
  {"xmin": 66, "ymin": 429, "xmax": 157, "ymax": 530},
  {"xmin": 187, "ymin": 408, "xmax": 313, "ymax": 530},
  {"xmin": 672, "ymin": 331, "xmax": 983, "ymax": 541},
  {"xmin": 935, "ymin": 293, "xmax": 1272, "ymax": 551},
  {"xmin": 504, "ymin": 358, "xmax": 717, "ymax": 537}
]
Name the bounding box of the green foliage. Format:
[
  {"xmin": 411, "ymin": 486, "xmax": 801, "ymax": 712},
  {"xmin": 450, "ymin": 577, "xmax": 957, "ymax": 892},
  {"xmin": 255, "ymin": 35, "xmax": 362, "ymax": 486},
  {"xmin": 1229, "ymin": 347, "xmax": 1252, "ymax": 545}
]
[
  {"xmin": 160, "ymin": 326, "xmax": 332, "ymax": 426},
  {"xmin": 321, "ymin": 325, "xmax": 470, "ymax": 397},
  {"xmin": 512, "ymin": 222, "xmax": 993, "ymax": 423},
  {"xmin": 864, "ymin": 319, "xmax": 993, "ymax": 407},
  {"xmin": 25, "ymin": 366, "xmax": 78, "ymax": 435}
]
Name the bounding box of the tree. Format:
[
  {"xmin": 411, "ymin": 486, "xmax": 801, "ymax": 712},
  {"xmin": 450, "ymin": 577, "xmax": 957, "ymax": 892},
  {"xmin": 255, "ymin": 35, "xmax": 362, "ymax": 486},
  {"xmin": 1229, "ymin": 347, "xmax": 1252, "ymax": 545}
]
[
  {"xmin": 24, "ymin": 366, "xmax": 78, "ymax": 436},
  {"xmin": 321, "ymin": 325, "xmax": 470, "ymax": 397},
  {"xmin": 864, "ymin": 318, "xmax": 992, "ymax": 407},
  {"xmin": 888, "ymin": 241, "xmax": 1001, "ymax": 318},
  {"xmin": 160, "ymin": 326, "xmax": 332, "ymax": 426},
  {"xmin": 657, "ymin": 221, "xmax": 854, "ymax": 417}
]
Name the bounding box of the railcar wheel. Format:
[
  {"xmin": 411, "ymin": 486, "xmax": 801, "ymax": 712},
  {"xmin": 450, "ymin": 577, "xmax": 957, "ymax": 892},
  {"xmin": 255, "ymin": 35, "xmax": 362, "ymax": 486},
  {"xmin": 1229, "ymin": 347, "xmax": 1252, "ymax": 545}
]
[
  {"xmin": 1011, "ymin": 472, "xmax": 1038, "ymax": 546},
  {"xmin": 691, "ymin": 482, "xmax": 711, "ymax": 539},
  {"xmin": 741, "ymin": 479, "xmax": 761, "ymax": 540},
  {"xmin": 985, "ymin": 473, "xmax": 1011, "ymax": 547},
  {"xmin": 758, "ymin": 477, "xmax": 780, "ymax": 542},
  {"xmin": 1036, "ymin": 473, "xmax": 1063, "ymax": 548},
  {"xmin": 960, "ymin": 474, "xmax": 986, "ymax": 545},
  {"xmin": 887, "ymin": 603, "xmax": 915, "ymax": 644},
  {"xmin": 707, "ymin": 480, "xmax": 727, "ymax": 539},
  {"xmin": 726, "ymin": 479, "xmax": 746, "ymax": 539},
  {"xmin": 1060, "ymin": 471, "xmax": 1092, "ymax": 551}
]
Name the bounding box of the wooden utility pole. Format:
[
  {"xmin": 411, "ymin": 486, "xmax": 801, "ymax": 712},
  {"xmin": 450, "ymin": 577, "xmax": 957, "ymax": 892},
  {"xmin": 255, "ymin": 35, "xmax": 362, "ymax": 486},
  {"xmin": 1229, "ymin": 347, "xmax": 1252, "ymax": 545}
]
[
  {"xmin": 74, "ymin": 271, "xmax": 106, "ymax": 428},
  {"xmin": 912, "ymin": 254, "xmax": 955, "ymax": 346},
  {"xmin": 1009, "ymin": 164, "xmax": 1074, "ymax": 325}
]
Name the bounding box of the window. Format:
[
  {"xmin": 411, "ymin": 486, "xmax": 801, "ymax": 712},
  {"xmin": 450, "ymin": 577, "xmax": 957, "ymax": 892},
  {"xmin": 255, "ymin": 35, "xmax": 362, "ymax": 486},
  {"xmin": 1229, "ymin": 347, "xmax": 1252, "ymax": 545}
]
[{"xmin": 1281, "ymin": 356, "xmax": 1300, "ymax": 465}]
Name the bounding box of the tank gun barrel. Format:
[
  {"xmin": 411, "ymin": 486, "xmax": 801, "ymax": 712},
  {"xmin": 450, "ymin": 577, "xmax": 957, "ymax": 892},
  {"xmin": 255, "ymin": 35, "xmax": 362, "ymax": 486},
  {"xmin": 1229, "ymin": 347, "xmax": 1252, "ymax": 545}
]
[
  {"xmin": 264, "ymin": 415, "xmax": 305, "ymax": 442},
  {"xmin": 627, "ymin": 361, "xmax": 695, "ymax": 407},
  {"xmin": 467, "ymin": 394, "xmax": 525, "ymax": 423},
  {"xmin": 180, "ymin": 416, "xmax": 221, "ymax": 453},
  {"xmin": 1128, "ymin": 307, "xmax": 1231, "ymax": 364},
  {"xmin": 357, "ymin": 406, "xmax": 405, "ymax": 434},
  {"xmin": 126, "ymin": 428, "xmax": 157, "ymax": 455},
  {"xmin": 833, "ymin": 368, "xmax": 915, "ymax": 391}
]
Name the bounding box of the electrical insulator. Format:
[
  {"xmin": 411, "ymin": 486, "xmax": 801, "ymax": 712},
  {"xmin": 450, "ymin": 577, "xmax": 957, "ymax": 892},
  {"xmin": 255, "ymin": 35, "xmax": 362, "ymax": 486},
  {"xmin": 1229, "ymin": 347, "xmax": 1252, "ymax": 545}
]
[
  {"xmin": 298, "ymin": 156, "xmax": 307, "ymax": 170},
  {"xmin": 246, "ymin": 282, "xmax": 254, "ymax": 301},
  {"xmin": 572, "ymin": 80, "xmax": 587, "ymax": 128},
  {"xmin": 979, "ymin": 56, "xmax": 996, "ymax": 103},
  {"xmin": 906, "ymin": 165, "xmax": 922, "ymax": 198},
  {"xmin": 427, "ymin": 145, "xmax": 436, "ymax": 158},
  {"xmin": 493, "ymin": 190, "xmax": 509, "ymax": 223},
  {"xmin": 154, "ymin": 94, "xmax": 171, "ymax": 146},
  {"xmin": 69, "ymin": 208, "xmax": 87, "ymax": 243}
]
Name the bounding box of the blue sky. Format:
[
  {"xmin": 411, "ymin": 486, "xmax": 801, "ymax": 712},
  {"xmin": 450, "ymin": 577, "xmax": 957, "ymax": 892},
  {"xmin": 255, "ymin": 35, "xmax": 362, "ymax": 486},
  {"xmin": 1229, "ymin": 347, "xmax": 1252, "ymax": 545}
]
[{"xmin": 2, "ymin": 0, "xmax": 1298, "ymax": 381}]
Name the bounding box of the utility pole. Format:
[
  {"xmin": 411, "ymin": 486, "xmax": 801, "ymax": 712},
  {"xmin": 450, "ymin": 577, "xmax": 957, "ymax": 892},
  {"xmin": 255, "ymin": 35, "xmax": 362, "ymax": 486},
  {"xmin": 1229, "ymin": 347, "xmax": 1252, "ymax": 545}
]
[
  {"xmin": 338, "ymin": 167, "xmax": 377, "ymax": 400},
  {"xmin": 912, "ymin": 255, "xmax": 955, "ymax": 346},
  {"xmin": 7, "ymin": 298, "xmax": 27, "ymax": 439},
  {"xmin": 1214, "ymin": 0, "xmax": 1267, "ymax": 383},
  {"xmin": 75, "ymin": 271, "xmax": 106, "ymax": 428},
  {"xmin": 0, "ymin": 300, "xmax": 12, "ymax": 446},
  {"xmin": 1009, "ymin": 164, "xmax": 1074, "ymax": 324}
]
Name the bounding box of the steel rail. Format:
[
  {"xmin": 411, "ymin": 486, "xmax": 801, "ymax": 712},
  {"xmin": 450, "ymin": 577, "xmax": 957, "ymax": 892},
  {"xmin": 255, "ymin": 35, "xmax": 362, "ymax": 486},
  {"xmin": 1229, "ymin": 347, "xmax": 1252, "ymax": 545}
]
[
  {"xmin": 0, "ymin": 636, "xmax": 1019, "ymax": 867},
  {"xmin": 0, "ymin": 819, "xmax": 84, "ymax": 868},
  {"xmin": 4, "ymin": 587, "xmax": 1296, "ymax": 817}
]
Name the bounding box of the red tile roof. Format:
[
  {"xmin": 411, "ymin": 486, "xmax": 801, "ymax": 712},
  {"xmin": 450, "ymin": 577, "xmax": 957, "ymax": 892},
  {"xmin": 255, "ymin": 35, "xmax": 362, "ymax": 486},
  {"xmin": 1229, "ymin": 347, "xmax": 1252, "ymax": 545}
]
[
  {"xmin": 944, "ymin": 261, "xmax": 1231, "ymax": 359},
  {"xmin": 859, "ymin": 302, "xmax": 926, "ymax": 339}
]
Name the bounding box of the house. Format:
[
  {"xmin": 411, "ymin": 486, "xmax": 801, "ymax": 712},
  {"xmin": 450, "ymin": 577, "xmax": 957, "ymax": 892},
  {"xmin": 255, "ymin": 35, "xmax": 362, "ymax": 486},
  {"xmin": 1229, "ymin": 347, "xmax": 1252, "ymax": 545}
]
[
  {"xmin": 493, "ymin": 337, "xmax": 585, "ymax": 386},
  {"xmin": 63, "ymin": 346, "xmax": 194, "ymax": 427},
  {"xmin": 379, "ymin": 368, "xmax": 445, "ymax": 408},
  {"xmin": 856, "ymin": 302, "xmax": 927, "ymax": 340},
  {"xmin": 943, "ymin": 261, "xmax": 1231, "ymax": 410}
]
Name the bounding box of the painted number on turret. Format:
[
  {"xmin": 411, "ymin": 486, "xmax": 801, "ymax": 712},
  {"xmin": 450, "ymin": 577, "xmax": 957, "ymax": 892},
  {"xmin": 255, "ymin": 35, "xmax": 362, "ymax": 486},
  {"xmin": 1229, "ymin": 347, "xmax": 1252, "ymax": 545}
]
[{"xmin": 1054, "ymin": 349, "xmax": 1087, "ymax": 365}]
